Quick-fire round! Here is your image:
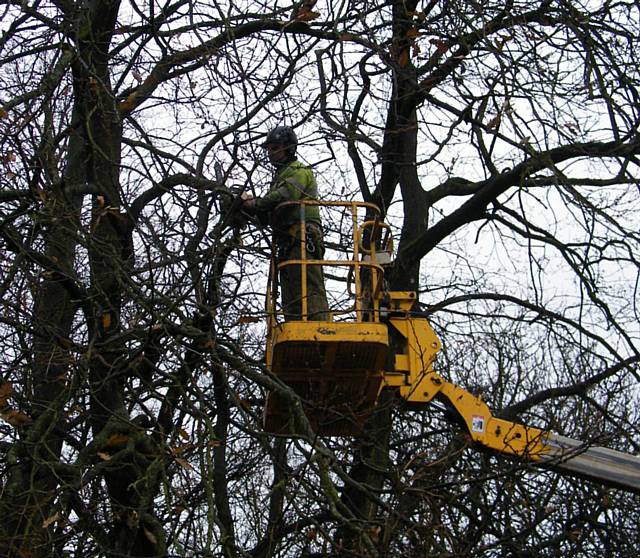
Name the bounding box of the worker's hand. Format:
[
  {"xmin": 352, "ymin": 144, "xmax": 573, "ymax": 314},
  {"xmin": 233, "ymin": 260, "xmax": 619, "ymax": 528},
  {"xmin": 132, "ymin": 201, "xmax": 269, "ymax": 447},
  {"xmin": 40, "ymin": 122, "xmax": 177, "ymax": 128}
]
[{"xmin": 241, "ymin": 191, "xmax": 256, "ymax": 210}]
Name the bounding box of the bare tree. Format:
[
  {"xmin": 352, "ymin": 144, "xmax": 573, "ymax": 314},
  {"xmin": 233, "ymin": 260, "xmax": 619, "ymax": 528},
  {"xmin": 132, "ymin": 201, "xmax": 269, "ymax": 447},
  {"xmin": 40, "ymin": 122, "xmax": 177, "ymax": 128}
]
[{"xmin": 0, "ymin": 0, "xmax": 638, "ymax": 557}]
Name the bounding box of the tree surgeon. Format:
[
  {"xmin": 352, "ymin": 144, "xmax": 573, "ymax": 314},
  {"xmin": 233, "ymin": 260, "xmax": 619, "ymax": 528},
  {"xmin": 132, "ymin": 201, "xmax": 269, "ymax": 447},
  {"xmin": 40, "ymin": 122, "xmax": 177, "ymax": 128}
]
[{"xmin": 242, "ymin": 126, "xmax": 329, "ymax": 321}]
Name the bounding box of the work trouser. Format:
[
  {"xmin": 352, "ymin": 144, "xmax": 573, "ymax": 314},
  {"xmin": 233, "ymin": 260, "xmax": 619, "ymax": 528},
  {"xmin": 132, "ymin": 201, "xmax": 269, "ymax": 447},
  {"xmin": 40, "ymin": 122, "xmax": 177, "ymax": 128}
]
[{"xmin": 276, "ymin": 222, "xmax": 329, "ymax": 321}]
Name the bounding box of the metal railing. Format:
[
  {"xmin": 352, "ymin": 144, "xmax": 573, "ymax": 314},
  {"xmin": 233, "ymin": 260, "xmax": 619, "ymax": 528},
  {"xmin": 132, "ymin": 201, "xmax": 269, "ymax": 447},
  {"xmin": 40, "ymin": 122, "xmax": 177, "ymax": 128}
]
[{"xmin": 265, "ymin": 200, "xmax": 393, "ymax": 324}]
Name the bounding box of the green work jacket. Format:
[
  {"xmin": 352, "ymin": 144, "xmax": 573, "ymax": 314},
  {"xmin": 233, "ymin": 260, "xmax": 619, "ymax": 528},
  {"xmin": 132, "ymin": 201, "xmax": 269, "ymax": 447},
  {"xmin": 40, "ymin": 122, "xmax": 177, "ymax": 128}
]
[{"xmin": 254, "ymin": 161, "xmax": 321, "ymax": 232}]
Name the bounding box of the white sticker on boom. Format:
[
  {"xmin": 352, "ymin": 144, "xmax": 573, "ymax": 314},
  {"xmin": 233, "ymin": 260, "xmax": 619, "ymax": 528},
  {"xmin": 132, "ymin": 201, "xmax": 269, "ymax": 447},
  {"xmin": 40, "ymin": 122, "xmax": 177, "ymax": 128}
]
[{"xmin": 471, "ymin": 415, "xmax": 485, "ymax": 434}]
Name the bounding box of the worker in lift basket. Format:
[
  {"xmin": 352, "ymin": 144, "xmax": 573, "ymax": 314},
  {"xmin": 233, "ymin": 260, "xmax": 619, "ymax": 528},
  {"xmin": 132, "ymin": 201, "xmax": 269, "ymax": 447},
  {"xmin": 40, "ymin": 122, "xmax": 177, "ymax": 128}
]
[{"xmin": 241, "ymin": 125, "xmax": 329, "ymax": 321}]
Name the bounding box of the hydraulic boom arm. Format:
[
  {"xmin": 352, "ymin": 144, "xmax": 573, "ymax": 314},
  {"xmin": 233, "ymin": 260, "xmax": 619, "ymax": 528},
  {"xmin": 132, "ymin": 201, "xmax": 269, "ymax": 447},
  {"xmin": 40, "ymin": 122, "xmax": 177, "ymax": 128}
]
[
  {"xmin": 263, "ymin": 200, "xmax": 640, "ymax": 494},
  {"xmin": 383, "ymin": 294, "xmax": 640, "ymax": 494}
]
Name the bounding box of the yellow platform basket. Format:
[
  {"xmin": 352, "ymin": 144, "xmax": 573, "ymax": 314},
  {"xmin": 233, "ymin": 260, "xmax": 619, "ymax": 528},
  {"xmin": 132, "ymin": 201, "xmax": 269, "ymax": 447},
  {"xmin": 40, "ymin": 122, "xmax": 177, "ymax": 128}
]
[{"xmin": 264, "ymin": 321, "xmax": 389, "ymax": 436}]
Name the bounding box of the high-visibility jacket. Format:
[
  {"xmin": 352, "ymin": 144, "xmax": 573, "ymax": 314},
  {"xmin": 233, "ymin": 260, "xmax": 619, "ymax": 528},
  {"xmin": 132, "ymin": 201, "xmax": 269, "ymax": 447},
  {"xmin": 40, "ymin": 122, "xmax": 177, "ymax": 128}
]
[{"xmin": 254, "ymin": 161, "xmax": 321, "ymax": 230}]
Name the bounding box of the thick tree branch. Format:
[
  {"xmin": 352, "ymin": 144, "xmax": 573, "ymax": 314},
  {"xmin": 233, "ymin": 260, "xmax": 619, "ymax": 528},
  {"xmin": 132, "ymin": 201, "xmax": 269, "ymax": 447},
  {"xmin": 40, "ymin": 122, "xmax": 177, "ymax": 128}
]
[
  {"xmin": 129, "ymin": 173, "xmax": 222, "ymax": 221},
  {"xmin": 392, "ymin": 138, "xmax": 640, "ymax": 282},
  {"xmin": 118, "ymin": 20, "xmax": 373, "ymax": 116},
  {"xmin": 503, "ymin": 357, "xmax": 639, "ymax": 419}
]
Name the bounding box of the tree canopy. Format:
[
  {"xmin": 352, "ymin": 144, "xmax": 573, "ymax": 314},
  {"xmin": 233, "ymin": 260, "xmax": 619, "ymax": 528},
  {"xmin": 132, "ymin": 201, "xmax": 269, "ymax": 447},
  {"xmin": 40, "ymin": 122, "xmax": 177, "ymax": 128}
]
[{"xmin": 1, "ymin": 0, "xmax": 639, "ymax": 556}]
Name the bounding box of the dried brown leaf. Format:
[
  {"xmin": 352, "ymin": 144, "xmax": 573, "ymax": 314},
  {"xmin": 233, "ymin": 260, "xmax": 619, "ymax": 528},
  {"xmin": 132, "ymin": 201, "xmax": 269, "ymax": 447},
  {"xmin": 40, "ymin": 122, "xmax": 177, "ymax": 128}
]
[
  {"xmin": 306, "ymin": 528, "xmax": 317, "ymax": 541},
  {"xmin": 430, "ymin": 39, "xmax": 449, "ymax": 54},
  {"xmin": 567, "ymin": 529, "xmax": 582, "ymax": 541},
  {"xmin": 486, "ymin": 114, "xmax": 501, "ymax": 130},
  {"xmin": 2, "ymin": 409, "xmax": 33, "ymax": 427},
  {"xmin": 0, "ymin": 382, "xmax": 13, "ymax": 407},
  {"xmin": 42, "ymin": 512, "xmax": 60, "ymax": 529},
  {"xmin": 175, "ymin": 457, "xmax": 194, "ymax": 471},
  {"xmin": 406, "ymin": 28, "xmax": 419, "ymax": 40},
  {"xmin": 143, "ymin": 527, "xmax": 158, "ymax": 546},
  {"xmin": 170, "ymin": 443, "xmax": 191, "ymax": 455},
  {"xmin": 104, "ymin": 433, "xmax": 129, "ymax": 448},
  {"xmin": 294, "ymin": 7, "xmax": 320, "ymax": 22}
]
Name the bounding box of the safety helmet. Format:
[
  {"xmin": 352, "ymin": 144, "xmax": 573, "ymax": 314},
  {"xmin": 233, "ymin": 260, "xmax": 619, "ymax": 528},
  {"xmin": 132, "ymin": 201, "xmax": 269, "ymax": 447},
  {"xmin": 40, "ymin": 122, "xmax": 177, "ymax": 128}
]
[{"xmin": 263, "ymin": 126, "xmax": 298, "ymax": 156}]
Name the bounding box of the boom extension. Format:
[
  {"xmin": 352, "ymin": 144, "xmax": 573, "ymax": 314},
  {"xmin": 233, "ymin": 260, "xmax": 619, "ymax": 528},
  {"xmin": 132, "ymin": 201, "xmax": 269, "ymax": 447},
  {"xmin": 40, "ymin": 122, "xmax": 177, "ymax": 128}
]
[{"xmin": 540, "ymin": 434, "xmax": 640, "ymax": 494}]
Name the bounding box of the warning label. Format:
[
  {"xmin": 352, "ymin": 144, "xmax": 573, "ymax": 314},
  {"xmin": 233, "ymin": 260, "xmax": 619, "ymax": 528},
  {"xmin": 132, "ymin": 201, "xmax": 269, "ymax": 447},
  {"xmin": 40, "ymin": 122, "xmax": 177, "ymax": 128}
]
[{"xmin": 471, "ymin": 415, "xmax": 485, "ymax": 434}]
